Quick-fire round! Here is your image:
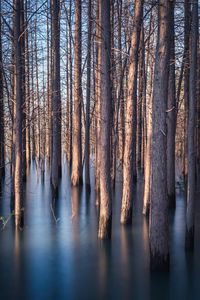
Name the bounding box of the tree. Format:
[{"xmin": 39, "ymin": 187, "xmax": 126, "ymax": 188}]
[
  {"xmin": 149, "ymin": 0, "xmax": 170, "ymax": 271},
  {"xmin": 120, "ymin": 0, "xmax": 143, "ymax": 225},
  {"xmin": 84, "ymin": 0, "xmax": 92, "ymax": 190},
  {"xmin": 167, "ymin": 0, "xmax": 176, "ymax": 208},
  {"xmin": 71, "ymin": 0, "xmax": 82, "ymax": 186},
  {"xmin": 185, "ymin": 0, "xmax": 198, "ymax": 251},
  {"xmin": 98, "ymin": 0, "xmax": 112, "ymax": 239},
  {"xmin": 51, "ymin": 0, "xmax": 61, "ymax": 194},
  {"xmin": 0, "ymin": 1, "xmax": 5, "ymax": 182},
  {"xmin": 14, "ymin": 0, "xmax": 23, "ymax": 227}
]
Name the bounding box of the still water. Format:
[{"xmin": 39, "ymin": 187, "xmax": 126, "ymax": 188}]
[{"xmin": 0, "ymin": 160, "xmax": 200, "ymax": 300}]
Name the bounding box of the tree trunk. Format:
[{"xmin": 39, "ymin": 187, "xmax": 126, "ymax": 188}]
[
  {"xmin": 84, "ymin": 0, "xmax": 92, "ymax": 190},
  {"xmin": 167, "ymin": 0, "xmax": 176, "ymax": 208},
  {"xmin": 185, "ymin": 0, "xmax": 198, "ymax": 251},
  {"xmin": 71, "ymin": 0, "xmax": 82, "ymax": 186},
  {"xmin": 120, "ymin": 0, "xmax": 143, "ymax": 224},
  {"xmin": 0, "ymin": 1, "xmax": 5, "ymax": 181},
  {"xmin": 51, "ymin": 0, "xmax": 61, "ymax": 193},
  {"xmin": 98, "ymin": 0, "xmax": 112, "ymax": 239},
  {"xmin": 149, "ymin": 0, "xmax": 170, "ymax": 271},
  {"xmin": 14, "ymin": 0, "xmax": 23, "ymax": 228}
]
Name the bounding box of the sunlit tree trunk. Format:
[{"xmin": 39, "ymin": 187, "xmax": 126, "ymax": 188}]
[
  {"xmin": 120, "ymin": 0, "xmax": 143, "ymax": 224},
  {"xmin": 14, "ymin": 0, "xmax": 23, "ymax": 227},
  {"xmin": 149, "ymin": 0, "xmax": 170, "ymax": 271},
  {"xmin": 185, "ymin": 0, "xmax": 198, "ymax": 251},
  {"xmin": 71, "ymin": 0, "xmax": 82, "ymax": 186},
  {"xmin": 98, "ymin": 0, "xmax": 112, "ymax": 239}
]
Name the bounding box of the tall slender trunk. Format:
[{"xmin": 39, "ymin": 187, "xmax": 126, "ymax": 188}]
[
  {"xmin": 46, "ymin": 0, "xmax": 51, "ymax": 161},
  {"xmin": 84, "ymin": 0, "xmax": 92, "ymax": 190},
  {"xmin": 149, "ymin": 0, "xmax": 170, "ymax": 271},
  {"xmin": 95, "ymin": 0, "xmax": 101, "ymax": 201},
  {"xmin": 14, "ymin": 0, "xmax": 23, "ymax": 227},
  {"xmin": 71, "ymin": 0, "xmax": 82, "ymax": 186},
  {"xmin": 120, "ymin": 0, "xmax": 143, "ymax": 225},
  {"xmin": 98, "ymin": 0, "xmax": 112, "ymax": 239},
  {"xmin": 183, "ymin": 0, "xmax": 191, "ymax": 179},
  {"xmin": 0, "ymin": 1, "xmax": 5, "ymax": 181},
  {"xmin": 51, "ymin": 0, "xmax": 61, "ymax": 193},
  {"xmin": 167, "ymin": 0, "xmax": 176, "ymax": 208},
  {"xmin": 25, "ymin": 0, "xmax": 30, "ymax": 171},
  {"xmin": 185, "ymin": 0, "xmax": 198, "ymax": 251}
]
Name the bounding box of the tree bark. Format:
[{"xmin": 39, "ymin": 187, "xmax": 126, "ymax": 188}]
[
  {"xmin": 51, "ymin": 0, "xmax": 61, "ymax": 194},
  {"xmin": 71, "ymin": 0, "xmax": 82, "ymax": 186},
  {"xmin": 185, "ymin": 0, "xmax": 198, "ymax": 251},
  {"xmin": 14, "ymin": 0, "xmax": 23, "ymax": 228},
  {"xmin": 84, "ymin": 0, "xmax": 92, "ymax": 190},
  {"xmin": 167, "ymin": 0, "xmax": 176, "ymax": 208},
  {"xmin": 149, "ymin": 0, "xmax": 170, "ymax": 271},
  {"xmin": 0, "ymin": 1, "xmax": 5, "ymax": 181},
  {"xmin": 120, "ymin": 0, "xmax": 143, "ymax": 224},
  {"xmin": 98, "ymin": 0, "xmax": 112, "ymax": 239}
]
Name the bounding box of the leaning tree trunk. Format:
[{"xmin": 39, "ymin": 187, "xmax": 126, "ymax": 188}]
[
  {"xmin": 185, "ymin": 0, "xmax": 198, "ymax": 251},
  {"xmin": 14, "ymin": 0, "xmax": 23, "ymax": 228},
  {"xmin": 84, "ymin": 0, "xmax": 92, "ymax": 190},
  {"xmin": 98, "ymin": 0, "xmax": 112, "ymax": 239},
  {"xmin": 0, "ymin": 1, "xmax": 5, "ymax": 181},
  {"xmin": 120, "ymin": 0, "xmax": 143, "ymax": 225},
  {"xmin": 51, "ymin": 0, "xmax": 61, "ymax": 194},
  {"xmin": 149, "ymin": 0, "xmax": 170, "ymax": 271},
  {"xmin": 71, "ymin": 0, "xmax": 82, "ymax": 186},
  {"xmin": 183, "ymin": 0, "xmax": 191, "ymax": 179},
  {"xmin": 167, "ymin": 0, "xmax": 176, "ymax": 208}
]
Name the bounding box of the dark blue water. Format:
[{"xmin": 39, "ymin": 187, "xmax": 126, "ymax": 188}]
[{"xmin": 0, "ymin": 160, "xmax": 200, "ymax": 300}]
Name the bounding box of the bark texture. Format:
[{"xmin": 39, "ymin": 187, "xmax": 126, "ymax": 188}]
[
  {"xmin": 71, "ymin": 0, "xmax": 82, "ymax": 186},
  {"xmin": 185, "ymin": 0, "xmax": 198, "ymax": 251},
  {"xmin": 98, "ymin": 0, "xmax": 112, "ymax": 239},
  {"xmin": 150, "ymin": 0, "xmax": 170, "ymax": 271},
  {"xmin": 120, "ymin": 0, "xmax": 143, "ymax": 224}
]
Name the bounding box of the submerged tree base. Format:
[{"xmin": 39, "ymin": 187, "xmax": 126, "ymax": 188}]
[
  {"xmin": 71, "ymin": 175, "xmax": 83, "ymax": 187},
  {"xmin": 98, "ymin": 215, "xmax": 112, "ymax": 239},
  {"xmin": 168, "ymin": 194, "xmax": 176, "ymax": 209},
  {"xmin": 185, "ymin": 226, "xmax": 194, "ymax": 251},
  {"xmin": 120, "ymin": 207, "xmax": 132, "ymax": 225},
  {"xmin": 150, "ymin": 251, "xmax": 169, "ymax": 272}
]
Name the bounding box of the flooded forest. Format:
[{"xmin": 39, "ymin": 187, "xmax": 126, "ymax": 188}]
[{"xmin": 0, "ymin": 0, "xmax": 200, "ymax": 299}]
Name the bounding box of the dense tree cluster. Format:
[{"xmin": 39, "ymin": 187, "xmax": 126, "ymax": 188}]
[{"xmin": 0, "ymin": 0, "xmax": 199, "ymax": 271}]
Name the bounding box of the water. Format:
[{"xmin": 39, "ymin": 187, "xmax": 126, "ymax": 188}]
[{"xmin": 0, "ymin": 160, "xmax": 200, "ymax": 300}]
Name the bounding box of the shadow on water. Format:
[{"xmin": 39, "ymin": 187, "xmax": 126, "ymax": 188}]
[{"xmin": 0, "ymin": 160, "xmax": 200, "ymax": 299}]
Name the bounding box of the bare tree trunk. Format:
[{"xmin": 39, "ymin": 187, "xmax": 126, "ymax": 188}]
[
  {"xmin": 183, "ymin": 0, "xmax": 191, "ymax": 179},
  {"xmin": 98, "ymin": 0, "xmax": 112, "ymax": 239},
  {"xmin": 51, "ymin": 0, "xmax": 61, "ymax": 193},
  {"xmin": 0, "ymin": 1, "xmax": 5, "ymax": 181},
  {"xmin": 30, "ymin": 29, "xmax": 35, "ymax": 160},
  {"xmin": 185, "ymin": 0, "xmax": 198, "ymax": 251},
  {"xmin": 167, "ymin": 0, "xmax": 176, "ymax": 208},
  {"xmin": 84, "ymin": 0, "xmax": 92, "ymax": 190},
  {"xmin": 120, "ymin": 0, "xmax": 143, "ymax": 225},
  {"xmin": 14, "ymin": 0, "xmax": 23, "ymax": 228},
  {"xmin": 46, "ymin": 0, "xmax": 51, "ymax": 161},
  {"xmin": 25, "ymin": 0, "xmax": 30, "ymax": 172},
  {"xmin": 149, "ymin": 0, "xmax": 170, "ymax": 271},
  {"xmin": 71, "ymin": 0, "xmax": 82, "ymax": 186},
  {"xmin": 95, "ymin": 0, "xmax": 101, "ymax": 202},
  {"xmin": 20, "ymin": 0, "xmax": 26, "ymax": 180}
]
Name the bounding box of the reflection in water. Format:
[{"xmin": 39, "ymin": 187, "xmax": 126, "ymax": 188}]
[{"xmin": 0, "ymin": 160, "xmax": 199, "ymax": 299}]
